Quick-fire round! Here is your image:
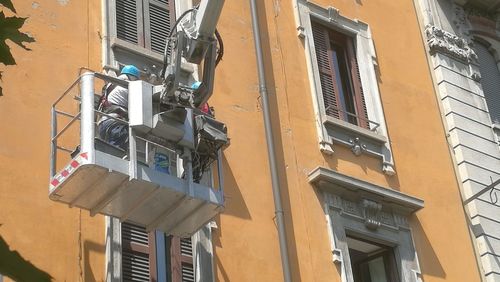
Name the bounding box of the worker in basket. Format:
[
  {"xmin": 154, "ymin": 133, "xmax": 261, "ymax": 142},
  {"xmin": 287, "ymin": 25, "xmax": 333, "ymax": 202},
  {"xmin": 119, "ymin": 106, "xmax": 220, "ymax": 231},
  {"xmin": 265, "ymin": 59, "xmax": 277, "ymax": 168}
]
[{"xmin": 97, "ymin": 65, "xmax": 140, "ymax": 151}]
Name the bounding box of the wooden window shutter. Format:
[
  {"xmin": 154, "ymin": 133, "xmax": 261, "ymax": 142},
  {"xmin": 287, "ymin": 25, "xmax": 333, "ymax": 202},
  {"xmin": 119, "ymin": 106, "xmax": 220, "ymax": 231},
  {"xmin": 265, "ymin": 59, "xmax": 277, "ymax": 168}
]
[
  {"xmin": 122, "ymin": 222, "xmax": 157, "ymax": 282},
  {"xmin": 312, "ymin": 21, "xmax": 369, "ymax": 129},
  {"xmin": 345, "ymin": 38, "xmax": 369, "ymax": 129},
  {"xmin": 115, "ymin": 0, "xmax": 174, "ymax": 53},
  {"xmin": 312, "ymin": 22, "xmax": 342, "ymax": 119},
  {"xmin": 143, "ymin": 0, "xmax": 175, "ymax": 54},
  {"xmin": 170, "ymin": 237, "xmax": 195, "ymax": 282},
  {"xmin": 116, "ymin": 0, "xmax": 144, "ymax": 46}
]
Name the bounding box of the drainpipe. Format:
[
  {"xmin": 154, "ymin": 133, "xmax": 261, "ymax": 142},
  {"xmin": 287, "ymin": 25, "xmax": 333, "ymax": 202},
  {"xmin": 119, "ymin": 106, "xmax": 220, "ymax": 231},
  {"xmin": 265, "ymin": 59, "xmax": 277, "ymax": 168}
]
[
  {"xmin": 101, "ymin": 0, "xmax": 111, "ymax": 68},
  {"xmin": 249, "ymin": 1, "xmax": 292, "ymax": 281}
]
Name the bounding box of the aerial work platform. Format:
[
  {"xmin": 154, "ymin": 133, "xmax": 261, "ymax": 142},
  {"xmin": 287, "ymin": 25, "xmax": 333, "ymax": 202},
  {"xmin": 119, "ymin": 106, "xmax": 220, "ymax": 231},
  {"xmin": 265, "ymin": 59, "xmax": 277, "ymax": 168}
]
[{"xmin": 49, "ymin": 72, "xmax": 227, "ymax": 237}]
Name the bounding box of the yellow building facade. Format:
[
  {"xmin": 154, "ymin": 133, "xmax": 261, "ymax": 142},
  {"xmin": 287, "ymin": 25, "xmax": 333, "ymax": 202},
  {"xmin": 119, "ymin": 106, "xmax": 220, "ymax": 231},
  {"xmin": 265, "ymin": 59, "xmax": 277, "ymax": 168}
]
[{"xmin": 0, "ymin": 0, "xmax": 484, "ymax": 281}]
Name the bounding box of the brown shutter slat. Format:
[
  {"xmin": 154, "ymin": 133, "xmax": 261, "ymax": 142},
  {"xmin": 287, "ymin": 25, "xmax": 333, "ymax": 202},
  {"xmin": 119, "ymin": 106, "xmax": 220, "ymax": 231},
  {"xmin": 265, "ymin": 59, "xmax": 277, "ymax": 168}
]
[
  {"xmin": 122, "ymin": 222, "xmax": 157, "ymax": 282},
  {"xmin": 346, "ymin": 38, "xmax": 369, "ymax": 129},
  {"xmin": 170, "ymin": 236, "xmax": 194, "ymax": 282},
  {"xmin": 116, "ymin": 0, "xmax": 174, "ymax": 53},
  {"xmin": 116, "ymin": 0, "xmax": 140, "ymax": 45},
  {"xmin": 312, "ymin": 22, "xmax": 341, "ymax": 119},
  {"xmin": 144, "ymin": 0, "xmax": 175, "ymax": 54}
]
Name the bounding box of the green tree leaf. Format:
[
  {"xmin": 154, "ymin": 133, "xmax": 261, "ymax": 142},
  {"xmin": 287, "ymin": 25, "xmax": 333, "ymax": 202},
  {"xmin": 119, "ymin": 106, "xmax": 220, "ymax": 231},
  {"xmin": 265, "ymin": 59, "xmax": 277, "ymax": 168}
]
[
  {"xmin": 0, "ymin": 0, "xmax": 16, "ymax": 13},
  {"xmin": 0, "ymin": 12, "xmax": 35, "ymax": 65},
  {"xmin": 0, "ymin": 3, "xmax": 34, "ymax": 96}
]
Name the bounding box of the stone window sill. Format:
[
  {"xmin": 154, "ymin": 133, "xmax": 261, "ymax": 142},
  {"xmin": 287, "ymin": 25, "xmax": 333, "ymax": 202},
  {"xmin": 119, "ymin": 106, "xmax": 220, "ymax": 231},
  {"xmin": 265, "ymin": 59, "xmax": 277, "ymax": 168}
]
[{"xmin": 322, "ymin": 115, "xmax": 395, "ymax": 175}]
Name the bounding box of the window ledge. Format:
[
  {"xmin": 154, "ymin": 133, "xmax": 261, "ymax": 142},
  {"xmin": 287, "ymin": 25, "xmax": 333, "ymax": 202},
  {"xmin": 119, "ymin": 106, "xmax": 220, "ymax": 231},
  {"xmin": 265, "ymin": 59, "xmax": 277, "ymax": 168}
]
[
  {"xmin": 323, "ymin": 115, "xmax": 386, "ymax": 144},
  {"xmin": 111, "ymin": 38, "xmax": 195, "ymax": 74},
  {"xmin": 322, "ymin": 115, "xmax": 393, "ymax": 162},
  {"xmin": 111, "ymin": 38, "xmax": 163, "ymax": 62},
  {"xmin": 308, "ymin": 167, "xmax": 424, "ymax": 214}
]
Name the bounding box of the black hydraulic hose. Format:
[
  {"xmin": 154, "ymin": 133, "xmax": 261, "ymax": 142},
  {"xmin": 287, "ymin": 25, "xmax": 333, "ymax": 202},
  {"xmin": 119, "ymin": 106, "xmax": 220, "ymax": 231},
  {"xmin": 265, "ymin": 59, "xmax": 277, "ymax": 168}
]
[
  {"xmin": 249, "ymin": 0, "xmax": 292, "ymax": 281},
  {"xmin": 215, "ymin": 29, "xmax": 224, "ymax": 66},
  {"xmin": 161, "ymin": 8, "xmax": 197, "ymax": 77}
]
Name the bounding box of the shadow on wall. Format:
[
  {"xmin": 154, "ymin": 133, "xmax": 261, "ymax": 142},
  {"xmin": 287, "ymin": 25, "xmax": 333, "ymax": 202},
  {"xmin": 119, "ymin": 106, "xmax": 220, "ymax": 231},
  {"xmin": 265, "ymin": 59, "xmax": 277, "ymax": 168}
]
[
  {"xmin": 215, "ymin": 254, "xmax": 230, "ymax": 282},
  {"xmin": 0, "ymin": 234, "xmax": 52, "ymax": 282},
  {"xmin": 410, "ymin": 215, "xmax": 446, "ymax": 279},
  {"xmin": 212, "ymin": 155, "xmax": 252, "ymax": 249},
  {"xmin": 83, "ymin": 240, "xmax": 105, "ymax": 282},
  {"xmin": 218, "ymin": 155, "xmax": 252, "ymax": 221}
]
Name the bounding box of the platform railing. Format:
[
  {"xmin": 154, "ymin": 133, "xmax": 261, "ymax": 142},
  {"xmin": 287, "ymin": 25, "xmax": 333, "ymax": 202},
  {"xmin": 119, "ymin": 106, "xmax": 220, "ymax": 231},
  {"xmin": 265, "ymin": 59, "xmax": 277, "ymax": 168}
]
[{"xmin": 50, "ymin": 71, "xmax": 225, "ymax": 202}]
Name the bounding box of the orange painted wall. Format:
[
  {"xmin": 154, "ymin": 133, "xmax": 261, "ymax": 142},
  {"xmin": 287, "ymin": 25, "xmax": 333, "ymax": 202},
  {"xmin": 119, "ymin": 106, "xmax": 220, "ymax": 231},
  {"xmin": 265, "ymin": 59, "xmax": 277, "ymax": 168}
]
[
  {"xmin": 0, "ymin": 0, "xmax": 105, "ymax": 281},
  {"xmin": 211, "ymin": 0, "xmax": 481, "ymax": 281},
  {"xmin": 0, "ymin": 0, "xmax": 481, "ymax": 281}
]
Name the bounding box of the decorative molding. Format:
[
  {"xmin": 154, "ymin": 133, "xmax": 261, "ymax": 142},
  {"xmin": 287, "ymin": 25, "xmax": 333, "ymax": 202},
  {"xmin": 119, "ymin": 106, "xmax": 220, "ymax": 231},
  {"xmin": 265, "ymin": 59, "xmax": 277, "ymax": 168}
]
[
  {"xmin": 309, "ymin": 167, "xmax": 424, "ymax": 213},
  {"xmin": 380, "ymin": 211, "xmax": 394, "ymax": 226},
  {"xmin": 362, "ymin": 199, "xmax": 382, "ymax": 230},
  {"xmin": 471, "ymin": 72, "xmax": 482, "ymax": 81},
  {"xmin": 343, "ymin": 199, "xmax": 360, "ymax": 216},
  {"xmin": 332, "ymin": 248, "xmax": 342, "ymax": 264},
  {"xmin": 297, "ymin": 25, "xmax": 306, "ymax": 38},
  {"xmin": 394, "ymin": 213, "xmax": 410, "ymax": 228},
  {"xmin": 383, "ymin": 162, "xmax": 396, "ymax": 176},
  {"xmin": 322, "ymin": 116, "xmax": 396, "ymax": 175},
  {"xmin": 349, "ymin": 137, "xmax": 366, "ymax": 156},
  {"xmin": 425, "ymin": 24, "xmax": 477, "ymax": 63},
  {"xmin": 492, "ymin": 123, "xmax": 500, "ymax": 147},
  {"xmin": 319, "ymin": 141, "xmax": 334, "ymax": 155},
  {"xmin": 330, "ymin": 194, "xmax": 343, "ymax": 210},
  {"xmin": 316, "ymin": 167, "xmax": 424, "ymax": 281},
  {"xmin": 327, "ymin": 7, "xmax": 340, "ymax": 22}
]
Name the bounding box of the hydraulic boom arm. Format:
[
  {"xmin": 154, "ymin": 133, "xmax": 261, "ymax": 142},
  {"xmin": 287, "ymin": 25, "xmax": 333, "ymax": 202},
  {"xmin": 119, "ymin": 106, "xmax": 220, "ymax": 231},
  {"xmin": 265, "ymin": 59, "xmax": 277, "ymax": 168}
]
[{"xmin": 161, "ymin": 0, "xmax": 225, "ymax": 108}]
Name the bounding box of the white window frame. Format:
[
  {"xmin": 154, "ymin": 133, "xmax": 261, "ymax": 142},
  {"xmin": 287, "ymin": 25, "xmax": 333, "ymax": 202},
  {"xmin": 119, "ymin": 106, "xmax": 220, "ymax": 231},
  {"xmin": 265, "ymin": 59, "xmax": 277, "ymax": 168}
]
[
  {"xmin": 309, "ymin": 167, "xmax": 424, "ymax": 282},
  {"xmin": 296, "ymin": 1, "xmax": 395, "ymax": 175}
]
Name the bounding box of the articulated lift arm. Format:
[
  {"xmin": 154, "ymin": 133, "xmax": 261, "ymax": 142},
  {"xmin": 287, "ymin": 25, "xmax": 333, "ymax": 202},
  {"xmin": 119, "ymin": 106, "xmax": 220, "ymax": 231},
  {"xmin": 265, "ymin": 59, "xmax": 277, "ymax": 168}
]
[{"xmin": 161, "ymin": 0, "xmax": 225, "ymax": 108}]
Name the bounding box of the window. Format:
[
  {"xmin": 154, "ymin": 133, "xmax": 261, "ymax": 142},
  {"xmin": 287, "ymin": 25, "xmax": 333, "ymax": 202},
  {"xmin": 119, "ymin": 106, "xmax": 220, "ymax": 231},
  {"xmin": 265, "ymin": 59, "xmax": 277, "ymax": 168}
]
[
  {"xmin": 308, "ymin": 167, "xmax": 424, "ymax": 282},
  {"xmin": 347, "ymin": 236, "xmax": 398, "ymax": 282},
  {"xmin": 105, "ymin": 0, "xmax": 178, "ymax": 78},
  {"xmin": 115, "ymin": 0, "xmax": 175, "ymax": 54},
  {"xmin": 312, "ymin": 22, "xmax": 369, "ymax": 129},
  {"xmin": 297, "ymin": 2, "xmax": 396, "ymax": 175},
  {"xmin": 473, "ymin": 40, "xmax": 500, "ymax": 125}
]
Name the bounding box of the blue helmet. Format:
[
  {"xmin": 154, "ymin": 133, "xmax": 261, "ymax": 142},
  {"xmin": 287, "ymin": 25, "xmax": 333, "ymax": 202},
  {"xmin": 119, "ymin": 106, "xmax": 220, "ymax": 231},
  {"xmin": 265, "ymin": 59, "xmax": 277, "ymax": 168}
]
[
  {"xmin": 121, "ymin": 65, "xmax": 140, "ymax": 78},
  {"xmin": 191, "ymin": 81, "xmax": 201, "ymax": 89}
]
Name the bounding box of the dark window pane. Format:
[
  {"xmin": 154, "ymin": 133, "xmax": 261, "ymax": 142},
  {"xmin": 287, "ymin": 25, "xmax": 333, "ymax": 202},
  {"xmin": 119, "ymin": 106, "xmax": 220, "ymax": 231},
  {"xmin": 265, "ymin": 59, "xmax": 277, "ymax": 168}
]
[
  {"xmin": 332, "ymin": 42, "xmax": 357, "ymax": 125},
  {"xmin": 347, "ymin": 236, "xmax": 398, "ymax": 282}
]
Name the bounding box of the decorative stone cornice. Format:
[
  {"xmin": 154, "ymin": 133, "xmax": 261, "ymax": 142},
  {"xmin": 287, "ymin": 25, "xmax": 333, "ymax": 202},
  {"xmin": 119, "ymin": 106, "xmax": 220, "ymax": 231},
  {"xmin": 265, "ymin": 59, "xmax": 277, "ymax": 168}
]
[
  {"xmin": 309, "ymin": 167, "xmax": 424, "ymax": 214},
  {"xmin": 425, "ymin": 25, "xmax": 477, "ymax": 63},
  {"xmin": 362, "ymin": 199, "xmax": 382, "ymax": 230}
]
